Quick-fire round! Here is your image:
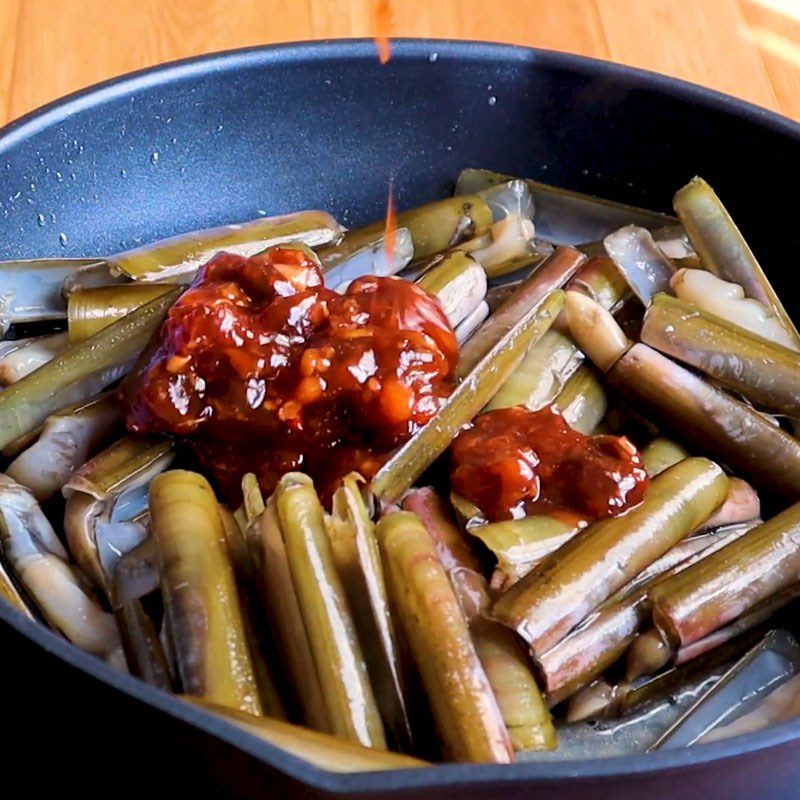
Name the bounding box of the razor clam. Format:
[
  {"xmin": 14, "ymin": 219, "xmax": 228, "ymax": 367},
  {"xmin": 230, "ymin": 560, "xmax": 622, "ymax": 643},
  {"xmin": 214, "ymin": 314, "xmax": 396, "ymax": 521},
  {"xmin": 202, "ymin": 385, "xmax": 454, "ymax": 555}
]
[
  {"xmin": 566, "ymin": 255, "xmax": 631, "ymax": 315},
  {"xmin": 62, "ymin": 260, "xmax": 128, "ymax": 295},
  {"xmin": 417, "ymin": 251, "xmax": 488, "ymax": 328},
  {"xmin": 0, "ymin": 474, "xmax": 120, "ymax": 657},
  {"xmin": 241, "ymin": 473, "xmax": 265, "ymax": 528},
  {"xmin": 641, "ymin": 437, "xmax": 690, "ymax": 477},
  {"xmin": 481, "ymin": 252, "xmax": 552, "ymax": 285},
  {"xmin": 567, "ymin": 629, "xmax": 763, "ymax": 724},
  {"xmin": 673, "ymin": 177, "xmax": 800, "ymax": 349},
  {"xmin": 485, "ymin": 328, "xmax": 584, "ymax": 412},
  {"xmin": 150, "ymin": 470, "xmax": 262, "ymax": 714},
  {"xmin": 450, "ymin": 491, "xmax": 485, "ymax": 528},
  {"xmin": 565, "ymin": 290, "xmax": 800, "ymax": 498},
  {"xmin": 327, "ymin": 473, "xmax": 412, "ymax": 750},
  {"xmin": 377, "ymin": 509, "xmax": 514, "ymax": 763},
  {"xmin": 457, "ymin": 246, "xmax": 585, "ymax": 379},
  {"xmin": 649, "ymin": 503, "xmax": 800, "ymax": 651},
  {"xmin": 0, "ymin": 554, "xmax": 36, "ymax": 620},
  {"xmin": 107, "ymin": 211, "xmax": 343, "ymax": 282},
  {"xmin": 553, "ymin": 365, "xmax": 607, "ymax": 435},
  {"xmin": 0, "ymin": 258, "xmax": 102, "ymax": 333},
  {"xmin": 370, "ymin": 290, "xmax": 565, "ymax": 505},
  {"xmin": 472, "ymin": 619, "xmax": 557, "ymax": 752},
  {"xmin": 641, "ymin": 439, "xmax": 759, "ymax": 528},
  {"xmin": 219, "ymin": 497, "xmax": 286, "ymax": 720},
  {"xmin": 651, "ymin": 224, "xmax": 696, "ymax": 260},
  {"xmin": 356, "ymin": 195, "xmax": 493, "ymax": 260},
  {"xmin": 625, "ymin": 627, "xmax": 673, "ymax": 682},
  {"xmin": 480, "ymin": 260, "xmax": 625, "ymax": 413},
  {"xmin": 1, "ymin": 429, "xmax": 41, "ymax": 460},
  {"xmin": 468, "ymin": 179, "xmax": 535, "ymax": 224},
  {"xmin": 109, "ymin": 537, "xmax": 173, "ymax": 689},
  {"xmin": 186, "ymin": 699, "xmax": 428, "ymax": 772},
  {"xmin": 699, "ymin": 479, "xmax": 761, "ymax": 531},
  {"xmin": 399, "ymin": 207, "xmax": 538, "ymax": 291},
  {"xmin": 6, "ymin": 393, "xmax": 120, "ymax": 501},
  {"xmin": 491, "ymin": 458, "xmax": 729, "ymax": 656},
  {"xmin": 62, "ymin": 436, "xmax": 174, "ymax": 595},
  {"xmin": 628, "ymin": 582, "xmax": 799, "ymax": 682},
  {"xmin": 670, "ymin": 268, "xmax": 798, "ymax": 351},
  {"xmin": 544, "ymin": 676, "xmax": 719, "ymax": 758},
  {"xmin": 112, "ymin": 589, "xmax": 173, "ymax": 691},
  {"xmin": 275, "ymin": 473, "xmax": 385, "ymax": 748},
  {"xmin": 642, "ymin": 293, "xmax": 800, "ymax": 417},
  {"xmin": 604, "ymin": 225, "xmax": 676, "ymax": 305},
  {"xmin": 537, "ymin": 591, "xmax": 644, "ymax": 707},
  {"xmin": 651, "ymin": 630, "xmax": 800, "ymax": 749},
  {"xmin": 455, "ymin": 301, "xmax": 490, "ymax": 344},
  {"xmin": 485, "ymin": 282, "xmax": 519, "ymax": 312},
  {"xmin": 536, "ymin": 524, "xmax": 755, "ymax": 704},
  {"xmin": 0, "ymin": 332, "xmax": 69, "ymax": 386},
  {"xmin": 455, "ymin": 168, "xmax": 675, "ymax": 244},
  {"xmin": 402, "ymin": 488, "xmax": 556, "ymax": 751},
  {"xmin": 470, "ymin": 516, "xmax": 581, "ymax": 590},
  {"xmin": 67, "ymin": 283, "xmax": 175, "ymax": 342},
  {"xmin": 460, "ymin": 214, "xmax": 541, "ymax": 277},
  {"xmin": 318, "ymin": 227, "xmax": 414, "ymax": 290},
  {"xmin": 484, "ymin": 257, "xmax": 627, "ymax": 413},
  {"xmin": 111, "ymin": 537, "xmax": 160, "ymax": 606},
  {"xmin": 0, "ymin": 288, "xmax": 180, "ymax": 450},
  {"xmin": 402, "ymin": 488, "xmax": 491, "ymax": 621},
  {"xmin": 675, "ymin": 583, "xmax": 799, "ymax": 666},
  {"xmin": 247, "ymin": 493, "xmax": 329, "ymax": 731},
  {"xmin": 701, "ymin": 670, "xmax": 800, "ymax": 743}
]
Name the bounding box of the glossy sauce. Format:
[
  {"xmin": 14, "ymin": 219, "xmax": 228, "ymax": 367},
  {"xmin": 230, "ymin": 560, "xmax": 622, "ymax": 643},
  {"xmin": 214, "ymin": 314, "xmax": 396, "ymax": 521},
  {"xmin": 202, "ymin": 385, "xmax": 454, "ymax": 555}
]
[
  {"xmin": 450, "ymin": 405, "xmax": 649, "ymax": 522},
  {"xmin": 122, "ymin": 247, "xmax": 457, "ymax": 501}
]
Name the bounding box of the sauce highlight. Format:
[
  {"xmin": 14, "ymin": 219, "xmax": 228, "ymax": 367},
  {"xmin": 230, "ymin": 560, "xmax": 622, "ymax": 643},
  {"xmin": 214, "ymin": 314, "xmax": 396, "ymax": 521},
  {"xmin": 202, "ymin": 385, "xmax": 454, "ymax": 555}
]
[{"xmin": 450, "ymin": 405, "xmax": 649, "ymax": 522}]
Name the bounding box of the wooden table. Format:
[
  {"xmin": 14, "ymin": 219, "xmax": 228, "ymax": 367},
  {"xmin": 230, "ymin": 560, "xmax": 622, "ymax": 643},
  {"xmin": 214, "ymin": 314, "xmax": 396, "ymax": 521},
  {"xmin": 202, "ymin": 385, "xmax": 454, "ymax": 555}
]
[{"xmin": 1, "ymin": 0, "xmax": 799, "ymax": 127}]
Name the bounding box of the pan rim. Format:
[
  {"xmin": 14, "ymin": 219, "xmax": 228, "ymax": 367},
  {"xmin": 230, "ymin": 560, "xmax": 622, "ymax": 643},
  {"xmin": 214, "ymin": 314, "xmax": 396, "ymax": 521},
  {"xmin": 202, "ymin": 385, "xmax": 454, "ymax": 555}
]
[{"xmin": 2, "ymin": 37, "xmax": 800, "ymax": 791}]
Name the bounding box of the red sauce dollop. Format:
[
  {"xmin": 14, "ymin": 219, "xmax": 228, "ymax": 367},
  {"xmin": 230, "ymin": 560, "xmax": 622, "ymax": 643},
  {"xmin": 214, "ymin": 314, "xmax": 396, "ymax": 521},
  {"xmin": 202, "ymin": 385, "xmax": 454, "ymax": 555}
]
[
  {"xmin": 450, "ymin": 405, "xmax": 649, "ymax": 522},
  {"xmin": 122, "ymin": 247, "xmax": 458, "ymax": 501}
]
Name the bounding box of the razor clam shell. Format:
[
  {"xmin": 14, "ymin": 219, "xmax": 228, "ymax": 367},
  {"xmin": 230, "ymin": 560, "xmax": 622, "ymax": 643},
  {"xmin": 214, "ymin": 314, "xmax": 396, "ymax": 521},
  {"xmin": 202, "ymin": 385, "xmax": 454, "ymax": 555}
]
[
  {"xmin": 0, "ymin": 258, "xmax": 102, "ymax": 333},
  {"xmin": 323, "ymin": 227, "xmax": 414, "ymax": 290},
  {"xmin": 650, "ymin": 630, "xmax": 800, "ymax": 749},
  {"xmin": 477, "ymin": 180, "xmax": 535, "ymax": 222},
  {"xmin": 455, "ymin": 301, "xmax": 490, "ymax": 344},
  {"xmin": 520, "ymin": 670, "xmax": 726, "ymax": 760},
  {"xmin": 5, "ymin": 394, "xmax": 120, "ymax": 501},
  {"xmin": 0, "ymin": 332, "xmax": 69, "ymax": 386},
  {"xmin": 456, "ymin": 168, "xmax": 675, "ymax": 245},
  {"xmin": 0, "ymin": 475, "xmax": 120, "ymax": 655},
  {"xmin": 604, "ymin": 225, "xmax": 676, "ymax": 305},
  {"xmin": 701, "ymin": 671, "xmax": 800, "ymax": 743}
]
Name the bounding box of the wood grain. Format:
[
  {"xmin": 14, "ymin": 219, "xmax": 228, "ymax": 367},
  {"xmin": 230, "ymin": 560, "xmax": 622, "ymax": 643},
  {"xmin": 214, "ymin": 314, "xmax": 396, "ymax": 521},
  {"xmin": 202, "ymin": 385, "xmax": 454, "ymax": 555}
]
[
  {"xmin": 8, "ymin": 0, "xmax": 314, "ymax": 121},
  {"xmin": 740, "ymin": 0, "xmax": 800, "ymax": 121},
  {"xmin": 310, "ymin": 0, "xmax": 609, "ymax": 56},
  {"xmin": 596, "ymin": 0, "xmax": 779, "ymax": 111},
  {"xmin": 2, "ymin": 0, "xmax": 800, "ymax": 125},
  {"xmin": 0, "ymin": 0, "xmax": 21, "ymax": 125}
]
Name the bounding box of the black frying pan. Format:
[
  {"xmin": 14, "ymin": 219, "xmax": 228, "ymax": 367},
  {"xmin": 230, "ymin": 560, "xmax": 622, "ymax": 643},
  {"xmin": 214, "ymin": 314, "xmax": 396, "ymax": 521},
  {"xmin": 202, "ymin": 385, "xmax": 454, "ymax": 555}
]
[{"xmin": 1, "ymin": 39, "xmax": 800, "ymax": 799}]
